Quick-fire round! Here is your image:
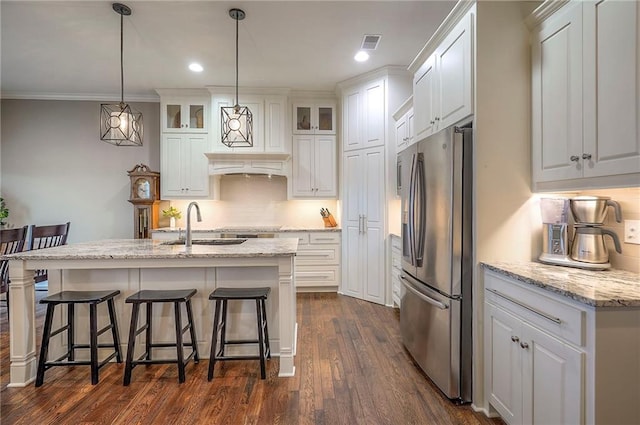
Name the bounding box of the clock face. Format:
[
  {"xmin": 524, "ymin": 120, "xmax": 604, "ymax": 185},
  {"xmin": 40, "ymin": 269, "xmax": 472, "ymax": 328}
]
[{"xmin": 135, "ymin": 178, "xmax": 151, "ymax": 199}]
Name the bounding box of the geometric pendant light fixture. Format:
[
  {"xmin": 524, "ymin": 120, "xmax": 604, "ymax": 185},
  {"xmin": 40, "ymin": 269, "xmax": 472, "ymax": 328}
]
[
  {"xmin": 221, "ymin": 8, "xmax": 253, "ymax": 148},
  {"xmin": 100, "ymin": 3, "xmax": 143, "ymax": 146}
]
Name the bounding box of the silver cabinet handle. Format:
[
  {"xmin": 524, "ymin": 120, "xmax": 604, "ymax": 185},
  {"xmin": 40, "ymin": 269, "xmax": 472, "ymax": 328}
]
[
  {"xmin": 362, "ymin": 215, "xmax": 367, "ymax": 233},
  {"xmin": 570, "ymin": 155, "xmax": 580, "ymax": 162},
  {"xmin": 582, "ymin": 153, "xmax": 592, "ymax": 160},
  {"xmin": 511, "ymin": 336, "xmax": 520, "ymax": 343},
  {"xmin": 520, "ymin": 342, "xmax": 529, "ymax": 349},
  {"xmin": 358, "ymin": 215, "xmax": 362, "ymax": 233}
]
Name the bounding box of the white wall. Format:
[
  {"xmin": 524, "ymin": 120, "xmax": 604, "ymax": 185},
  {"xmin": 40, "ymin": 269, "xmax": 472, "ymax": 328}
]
[
  {"xmin": 0, "ymin": 101, "xmax": 338, "ymax": 240},
  {"xmin": 1, "ymin": 99, "xmax": 160, "ymax": 242},
  {"xmin": 473, "ymin": 1, "xmax": 534, "ymax": 413}
]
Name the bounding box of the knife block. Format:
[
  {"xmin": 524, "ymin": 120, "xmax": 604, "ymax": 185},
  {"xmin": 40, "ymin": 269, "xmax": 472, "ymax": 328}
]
[{"xmin": 322, "ymin": 213, "xmax": 337, "ymax": 228}]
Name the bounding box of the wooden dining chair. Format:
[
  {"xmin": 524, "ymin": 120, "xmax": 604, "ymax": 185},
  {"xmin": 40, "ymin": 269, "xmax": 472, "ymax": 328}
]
[
  {"xmin": 1, "ymin": 225, "xmax": 29, "ymax": 307},
  {"xmin": 29, "ymin": 222, "xmax": 70, "ymax": 285}
]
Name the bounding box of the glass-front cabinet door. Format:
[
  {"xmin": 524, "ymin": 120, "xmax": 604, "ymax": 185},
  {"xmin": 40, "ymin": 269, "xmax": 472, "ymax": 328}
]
[
  {"xmin": 292, "ymin": 102, "xmax": 336, "ymax": 135},
  {"xmin": 162, "ymin": 98, "xmax": 208, "ymax": 133}
]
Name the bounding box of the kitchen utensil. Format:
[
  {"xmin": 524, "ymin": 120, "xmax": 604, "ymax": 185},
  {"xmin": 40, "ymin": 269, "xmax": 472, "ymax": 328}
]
[
  {"xmin": 571, "ymin": 226, "xmax": 622, "ymax": 264},
  {"xmin": 570, "ymin": 196, "xmax": 622, "ymax": 225}
]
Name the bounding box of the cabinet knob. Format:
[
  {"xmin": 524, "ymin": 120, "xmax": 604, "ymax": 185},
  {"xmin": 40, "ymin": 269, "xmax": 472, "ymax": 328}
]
[
  {"xmin": 582, "ymin": 153, "xmax": 592, "ymax": 160},
  {"xmin": 511, "ymin": 336, "xmax": 520, "ymax": 343},
  {"xmin": 520, "ymin": 342, "xmax": 529, "ymax": 349},
  {"xmin": 435, "ymin": 117, "xmax": 440, "ymax": 121},
  {"xmin": 430, "ymin": 121, "xmax": 435, "ymax": 125},
  {"xmin": 570, "ymin": 155, "xmax": 580, "ymax": 162}
]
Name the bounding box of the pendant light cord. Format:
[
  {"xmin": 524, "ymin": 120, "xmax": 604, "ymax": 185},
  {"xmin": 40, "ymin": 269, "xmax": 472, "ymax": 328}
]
[
  {"xmin": 120, "ymin": 11, "xmax": 124, "ymax": 105},
  {"xmin": 235, "ymin": 14, "xmax": 239, "ymax": 108}
]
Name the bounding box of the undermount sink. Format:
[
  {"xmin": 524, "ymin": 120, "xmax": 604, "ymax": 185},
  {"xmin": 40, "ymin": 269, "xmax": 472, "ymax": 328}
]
[{"xmin": 161, "ymin": 238, "xmax": 247, "ymax": 246}]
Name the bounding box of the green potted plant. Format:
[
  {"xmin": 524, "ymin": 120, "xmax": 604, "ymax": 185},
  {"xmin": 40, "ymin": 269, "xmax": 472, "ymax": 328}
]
[
  {"xmin": 162, "ymin": 206, "xmax": 181, "ymax": 229},
  {"xmin": 0, "ymin": 197, "xmax": 8, "ymax": 228}
]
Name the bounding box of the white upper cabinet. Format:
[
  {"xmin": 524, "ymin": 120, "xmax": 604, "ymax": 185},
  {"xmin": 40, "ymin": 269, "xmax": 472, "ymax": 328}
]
[
  {"xmin": 160, "ymin": 134, "xmax": 209, "ymax": 199},
  {"xmin": 292, "ymin": 102, "xmax": 336, "ymax": 135},
  {"xmin": 394, "ymin": 96, "xmax": 414, "ymax": 151},
  {"xmin": 532, "ymin": 2, "xmax": 584, "ymax": 183},
  {"xmin": 291, "ymin": 134, "xmax": 336, "ymax": 198},
  {"xmin": 582, "ymin": 0, "xmax": 640, "ymax": 178},
  {"xmin": 209, "ymin": 89, "xmax": 288, "ymax": 154},
  {"xmin": 157, "ymin": 90, "xmax": 209, "ymax": 133},
  {"xmin": 532, "ymin": 0, "xmax": 640, "ymax": 189},
  {"xmin": 413, "ymin": 10, "xmax": 473, "ymax": 140},
  {"xmin": 341, "ymin": 78, "xmax": 386, "ymax": 152}
]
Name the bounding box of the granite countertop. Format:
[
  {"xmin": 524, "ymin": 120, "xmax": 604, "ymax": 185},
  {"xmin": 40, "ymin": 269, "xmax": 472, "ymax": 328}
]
[
  {"xmin": 151, "ymin": 226, "xmax": 341, "ymax": 233},
  {"xmin": 4, "ymin": 238, "xmax": 299, "ymax": 261},
  {"xmin": 482, "ymin": 262, "xmax": 640, "ymax": 308}
]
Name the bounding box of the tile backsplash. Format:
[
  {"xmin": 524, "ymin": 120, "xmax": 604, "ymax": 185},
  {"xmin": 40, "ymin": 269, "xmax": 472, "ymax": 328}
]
[{"xmin": 165, "ymin": 174, "xmax": 338, "ymax": 230}]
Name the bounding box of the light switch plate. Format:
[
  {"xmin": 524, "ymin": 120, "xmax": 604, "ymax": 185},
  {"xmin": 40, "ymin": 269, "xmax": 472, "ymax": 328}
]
[{"xmin": 624, "ymin": 220, "xmax": 640, "ymax": 245}]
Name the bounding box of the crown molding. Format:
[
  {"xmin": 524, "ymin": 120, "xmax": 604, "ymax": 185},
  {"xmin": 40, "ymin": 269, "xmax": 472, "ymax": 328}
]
[
  {"xmin": 0, "ymin": 91, "xmax": 160, "ymax": 102},
  {"xmin": 525, "ymin": 0, "xmax": 570, "ymax": 30},
  {"xmin": 407, "ymin": 0, "xmax": 475, "ymax": 73},
  {"xmin": 335, "ymin": 65, "xmax": 409, "ymax": 93}
]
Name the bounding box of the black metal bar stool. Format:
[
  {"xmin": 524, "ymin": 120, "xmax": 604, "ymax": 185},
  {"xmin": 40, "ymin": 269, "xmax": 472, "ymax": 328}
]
[
  {"xmin": 208, "ymin": 287, "xmax": 271, "ymax": 380},
  {"xmin": 123, "ymin": 289, "xmax": 199, "ymax": 385},
  {"xmin": 35, "ymin": 290, "xmax": 122, "ymax": 387}
]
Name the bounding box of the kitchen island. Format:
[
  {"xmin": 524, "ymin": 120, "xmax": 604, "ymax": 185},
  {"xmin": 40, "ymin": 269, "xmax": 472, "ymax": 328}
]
[{"xmin": 5, "ymin": 238, "xmax": 298, "ymax": 387}]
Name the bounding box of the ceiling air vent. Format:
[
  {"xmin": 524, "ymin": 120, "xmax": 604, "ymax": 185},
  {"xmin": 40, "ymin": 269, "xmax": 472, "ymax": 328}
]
[{"xmin": 361, "ymin": 34, "xmax": 381, "ymax": 50}]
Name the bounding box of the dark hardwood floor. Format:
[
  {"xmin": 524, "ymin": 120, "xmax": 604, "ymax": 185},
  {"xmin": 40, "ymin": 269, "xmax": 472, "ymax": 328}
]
[{"xmin": 1, "ymin": 292, "xmax": 502, "ymax": 425}]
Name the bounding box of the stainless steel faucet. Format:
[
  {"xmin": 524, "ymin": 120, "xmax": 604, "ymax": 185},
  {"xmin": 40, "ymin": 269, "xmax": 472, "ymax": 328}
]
[{"xmin": 185, "ymin": 201, "xmax": 202, "ymax": 247}]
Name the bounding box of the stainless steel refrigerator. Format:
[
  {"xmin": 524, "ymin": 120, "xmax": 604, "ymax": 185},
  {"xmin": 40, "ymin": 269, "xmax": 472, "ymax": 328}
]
[{"xmin": 398, "ymin": 125, "xmax": 472, "ymax": 403}]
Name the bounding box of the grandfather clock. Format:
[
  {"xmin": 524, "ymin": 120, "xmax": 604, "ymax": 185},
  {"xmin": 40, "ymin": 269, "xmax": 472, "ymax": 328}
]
[{"xmin": 127, "ymin": 164, "xmax": 161, "ymax": 239}]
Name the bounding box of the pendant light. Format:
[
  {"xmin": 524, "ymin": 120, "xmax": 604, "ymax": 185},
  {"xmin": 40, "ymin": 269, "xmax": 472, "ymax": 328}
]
[
  {"xmin": 100, "ymin": 3, "xmax": 143, "ymax": 146},
  {"xmin": 221, "ymin": 8, "xmax": 253, "ymax": 148}
]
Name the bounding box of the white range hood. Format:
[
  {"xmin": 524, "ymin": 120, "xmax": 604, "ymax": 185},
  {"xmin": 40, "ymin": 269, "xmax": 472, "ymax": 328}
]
[{"xmin": 205, "ymin": 152, "xmax": 291, "ymax": 177}]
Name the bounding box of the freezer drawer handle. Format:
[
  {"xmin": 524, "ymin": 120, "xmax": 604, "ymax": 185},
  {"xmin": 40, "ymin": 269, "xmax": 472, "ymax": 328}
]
[
  {"xmin": 400, "ymin": 276, "xmax": 449, "ymax": 310},
  {"xmin": 486, "ymin": 288, "xmax": 562, "ymax": 325}
]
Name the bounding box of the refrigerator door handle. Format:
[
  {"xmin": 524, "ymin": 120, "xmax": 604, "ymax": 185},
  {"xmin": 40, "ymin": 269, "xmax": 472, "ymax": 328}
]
[
  {"xmin": 414, "ymin": 154, "xmax": 426, "ymax": 266},
  {"xmin": 400, "ymin": 275, "xmax": 449, "ymax": 310},
  {"xmin": 408, "ymin": 153, "xmax": 417, "ymax": 266}
]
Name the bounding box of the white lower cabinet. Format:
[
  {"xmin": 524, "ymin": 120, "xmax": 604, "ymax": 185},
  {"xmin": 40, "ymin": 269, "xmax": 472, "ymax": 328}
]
[
  {"xmin": 485, "ymin": 302, "xmax": 583, "ymax": 425},
  {"xmin": 484, "ymin": 268, "xmax": 640, "ymax": 425},
  {"xmin": 390, "ymin": 234, "xmax": 402, "ymax": 307},
  {"xmin": 282, "ymin": 231, "xmax": 340, "ymax": 292},
  {"xmin": 160, "ymin": 134, "xmax": 210, "ymax": 199}
]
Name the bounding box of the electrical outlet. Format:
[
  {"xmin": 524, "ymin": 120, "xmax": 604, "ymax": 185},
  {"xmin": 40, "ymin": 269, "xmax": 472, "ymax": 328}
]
[{"xmin": 624, "ymin": 220, "xmax": 640, "ymax": 245}]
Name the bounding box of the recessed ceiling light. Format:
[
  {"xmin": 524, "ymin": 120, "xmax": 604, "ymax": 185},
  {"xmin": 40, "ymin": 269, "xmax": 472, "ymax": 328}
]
[
  {"xmin": 189, "ymin": 63, "xmax": 204, "ymax": 72},
  {"xmin": 354, "ymin": 51, "xmax": 369, "ymax": 62}
]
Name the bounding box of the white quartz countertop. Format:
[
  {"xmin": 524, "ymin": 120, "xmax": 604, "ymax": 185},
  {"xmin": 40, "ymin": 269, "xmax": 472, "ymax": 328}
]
[
  {"xmin": 151, "ymin": 226, "xmax": 341, "ymax": 233},
  {"xmin": 4, "ymin": 238, "xmax": 299, "ymax": 261},
  {"xmin": 482, "ymin": 261, "xmax": 640, "ymax": 308}
]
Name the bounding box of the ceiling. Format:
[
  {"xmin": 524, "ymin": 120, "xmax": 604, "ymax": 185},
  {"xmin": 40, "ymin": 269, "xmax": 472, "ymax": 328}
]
[{"xmin": 1, "ymin": 1, "xmax": 456, "ymax": 101}]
